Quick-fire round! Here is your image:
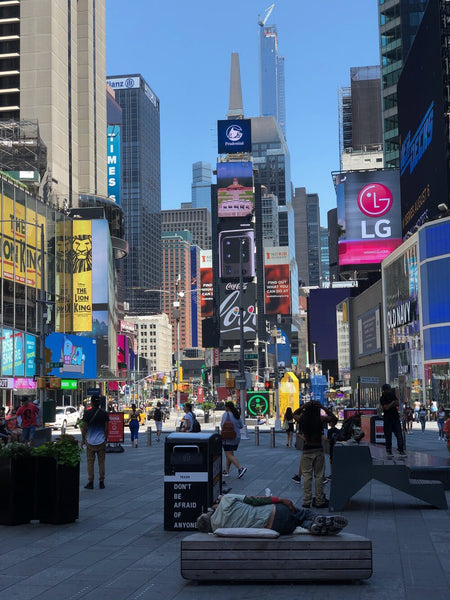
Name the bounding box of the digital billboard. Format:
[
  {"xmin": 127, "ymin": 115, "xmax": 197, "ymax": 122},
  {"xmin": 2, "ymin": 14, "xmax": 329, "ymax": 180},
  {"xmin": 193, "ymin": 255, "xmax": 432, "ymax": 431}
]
[
  {"xmin": 264, "ymin": 247, "xmax": 290, "ymax": 315},
  {"xmin": 107, "ymin": 125, "xmax": 121, "ymax": 205},
  {"xmin": 216, "ymin": 161, "xmax": 254, "ymax": 218},
  {"xmin": 358, "ymin": 306, "xmax": 382, "ymax": 357},
  {"xmin": 45, "ymin": 332, "xmax": 97, "ymax": 380},
  {"xmin": 336, "ymin": 170, "xmax": 402, "ymax": 268},
  {"xmin": 398, "ymin": 0, "xmax": 448, "ymax": 238},
  {"xmin": 217, "ymin": 119, "xmax": 251, "ymax": 154},
  {"xmin": 72, "ymin": 220, "xmax": 92, "ymax": 332},
  {"xmin": 0, "ymin": 328, "xmax": 36, "ymax": 377},
  {"xmin": 200, "ymin": 250, "xmax": 213, "ymax": 318},
  {"xmin": 219, "ymin": 280, "xmax": 256, "ymax": 343},
  {"xmin": 190, "ymin": 246, "xmax": 199, "ymax": 347},
  {"xmin": 0, "ymin": 194, "xmax": 46, "ymax": 288}
]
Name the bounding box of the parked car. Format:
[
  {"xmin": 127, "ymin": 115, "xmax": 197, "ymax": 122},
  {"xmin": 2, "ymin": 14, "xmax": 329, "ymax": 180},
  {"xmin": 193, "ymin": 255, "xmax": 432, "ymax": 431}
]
[{"xmin": 47, "ymin": 406, "xmax": 80, "ymax": 430}]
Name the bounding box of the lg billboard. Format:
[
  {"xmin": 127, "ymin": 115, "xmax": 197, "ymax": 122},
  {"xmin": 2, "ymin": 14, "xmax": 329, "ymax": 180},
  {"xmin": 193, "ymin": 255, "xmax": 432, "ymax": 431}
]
[
  {"xmin": 398, "ymin": 0, "xmax": 448, "ymax": 238},
  {"xmin": 336, "ymin": 170, "xmax": 402, "ymax": 268}
]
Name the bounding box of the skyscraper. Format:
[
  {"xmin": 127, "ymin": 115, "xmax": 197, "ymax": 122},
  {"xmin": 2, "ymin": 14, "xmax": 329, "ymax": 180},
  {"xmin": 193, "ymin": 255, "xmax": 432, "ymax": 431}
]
[
  {"xmin": 378, "ymin": 0, "xmax": 427, "ymax": 168},
  {"xmin": 338, "ymin": 66, "xmax": 384, "ymax": 170},
  {"xmin": 258, "ymin": 7, "xmax": 286, "ymax": 136},
  {"xmin": 293, "ymin": 187, "xmax": 321, "ymax": 287},
  {"xmin": 191, "ymin": 161, "xmax": 212, "ymax": 210},
  {"xmin": 162, "ymin": 206, "xmax": 211, "ymax": 250},
  {"xmin": 106, "ymin": 74, "xmax": 161, "ymax": 314},
  {"xmin": 0, "ymin": 0, "xmax": 107, "ymax": 204}
]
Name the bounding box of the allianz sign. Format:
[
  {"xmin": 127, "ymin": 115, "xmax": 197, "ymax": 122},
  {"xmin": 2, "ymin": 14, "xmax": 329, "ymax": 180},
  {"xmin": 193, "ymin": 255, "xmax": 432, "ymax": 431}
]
[{"xmin": 387, "ymin": 301, "xmax": 412, "ymax": 329}]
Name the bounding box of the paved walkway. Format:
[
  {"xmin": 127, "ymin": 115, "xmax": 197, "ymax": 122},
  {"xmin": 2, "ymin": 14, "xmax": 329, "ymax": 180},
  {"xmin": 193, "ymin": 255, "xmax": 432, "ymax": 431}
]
[{"xmin": 1, "ymin": 418, "xmax": 449, "ymax": 599}]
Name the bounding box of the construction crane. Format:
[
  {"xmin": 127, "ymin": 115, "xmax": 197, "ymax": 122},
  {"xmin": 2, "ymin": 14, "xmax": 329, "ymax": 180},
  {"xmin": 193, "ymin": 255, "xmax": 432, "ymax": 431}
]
[{"xmin": 258, "ymin": 3, "xmax": 275, "ymax": 27}]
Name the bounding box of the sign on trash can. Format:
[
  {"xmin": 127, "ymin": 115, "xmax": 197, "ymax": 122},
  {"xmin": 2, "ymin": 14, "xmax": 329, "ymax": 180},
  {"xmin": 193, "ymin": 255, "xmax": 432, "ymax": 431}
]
[{"xmin": 164, "ymin": 432, "xmax": 222, "ymax": 531}]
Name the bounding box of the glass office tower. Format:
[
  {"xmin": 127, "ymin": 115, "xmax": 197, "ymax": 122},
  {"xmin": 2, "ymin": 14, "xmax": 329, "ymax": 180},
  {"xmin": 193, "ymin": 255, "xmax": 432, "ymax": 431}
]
[
  {"xmin": 258, "ymin": 21, "xmax": 286, "ymax": 136},
  {"xmin": 106, "ymin": 74, "xmax": 161, "ymax": 314},
  {"xmin": 379, "ymin": 0, "xmax": 427, "ymax": 168}
]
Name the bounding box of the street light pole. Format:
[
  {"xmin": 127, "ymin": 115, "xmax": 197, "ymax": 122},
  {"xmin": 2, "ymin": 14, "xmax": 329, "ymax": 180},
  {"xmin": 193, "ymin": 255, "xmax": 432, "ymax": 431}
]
[
  {"xmin": 271, "ymin": 326, "xmax": 281, "ymax": 430},
  {"xmin": 239, "ymin": 241, "xmax": 248, "ymax": 438}
]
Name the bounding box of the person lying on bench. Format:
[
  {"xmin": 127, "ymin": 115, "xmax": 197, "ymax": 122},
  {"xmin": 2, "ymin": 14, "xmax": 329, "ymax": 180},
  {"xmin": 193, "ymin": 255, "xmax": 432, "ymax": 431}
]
[{"xmin": 197, "ymin": 493, "xmax": 348, "ymax": 536}]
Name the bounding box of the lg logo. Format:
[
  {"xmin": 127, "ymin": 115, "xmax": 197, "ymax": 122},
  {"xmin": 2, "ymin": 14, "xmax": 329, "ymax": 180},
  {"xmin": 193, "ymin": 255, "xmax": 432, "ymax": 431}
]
[{"xmin": 357, "ymin": 183, "xmax": 393, "ymax": 239}]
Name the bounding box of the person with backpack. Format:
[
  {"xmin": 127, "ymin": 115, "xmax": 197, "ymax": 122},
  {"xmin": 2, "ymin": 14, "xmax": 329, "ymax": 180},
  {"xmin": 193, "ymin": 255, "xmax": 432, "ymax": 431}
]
[
  {"xmin": 153, "ymin": 401, "xmax": 163, "ymax": 442},
  {"xmin": 180, "ymin": 402, "xmax": 201, "ymax": 432},
  {"xmin": 221, "ymin": 401, "xmax": 247, "ymax": 479}
]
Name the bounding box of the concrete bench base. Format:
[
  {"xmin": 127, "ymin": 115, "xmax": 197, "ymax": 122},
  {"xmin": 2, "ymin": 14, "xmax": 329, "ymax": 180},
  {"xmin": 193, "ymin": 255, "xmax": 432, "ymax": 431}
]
[{"xmin": 181, "ymin": 532, "xmax": 372, "ymax": 582}]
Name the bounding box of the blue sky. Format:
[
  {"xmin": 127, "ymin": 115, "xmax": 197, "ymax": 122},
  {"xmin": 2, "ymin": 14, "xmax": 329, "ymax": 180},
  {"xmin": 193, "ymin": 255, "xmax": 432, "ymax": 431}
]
[{"xmin": 106, "ymin": 1, "xmax": 380, "ymax": 225}]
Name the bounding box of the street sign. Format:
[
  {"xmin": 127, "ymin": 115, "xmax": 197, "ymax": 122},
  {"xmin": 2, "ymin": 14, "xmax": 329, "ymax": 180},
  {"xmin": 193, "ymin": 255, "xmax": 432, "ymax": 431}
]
[
  {"xmin": 244, "ymin": 353, "xmax": 258, "ymax": 360},
  {"xmin": 359, "ymin": 377, "xmax": 379, "ymax": 384},
  {"xmin": 48, "ymin": 362, "xmax": 63, "ymax": 368},
  {"xmin": 61, "ymin": 380, "xmax": 77, "ymax": 390},
  {"xmin": 88, "ymin": 387, "xmax": 101, "ymax": 395}
]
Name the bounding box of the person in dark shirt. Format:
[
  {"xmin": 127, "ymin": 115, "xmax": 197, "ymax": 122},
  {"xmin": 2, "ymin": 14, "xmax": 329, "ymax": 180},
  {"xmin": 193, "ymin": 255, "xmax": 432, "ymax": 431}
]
[
  {"xmin": 81, "ymin": 395, "xmax": 110, "ymax": 489},
  {"xmin": 380, "ymin": 384, "xmax": 406, "ymax": 457},
  {"xmin": 293, "ymin": 401, "xmax": 335, "ymax": 508}
]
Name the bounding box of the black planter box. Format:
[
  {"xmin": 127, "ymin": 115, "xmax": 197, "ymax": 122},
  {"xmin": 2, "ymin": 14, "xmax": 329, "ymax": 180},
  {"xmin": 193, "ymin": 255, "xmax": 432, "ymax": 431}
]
[
  {"xmin": 36, "ymin": 457, "xmax": 80, "ymax": 524},
  {"xmin": 0, "ymin": 456, "xmax": 35, "ymax": 525}
]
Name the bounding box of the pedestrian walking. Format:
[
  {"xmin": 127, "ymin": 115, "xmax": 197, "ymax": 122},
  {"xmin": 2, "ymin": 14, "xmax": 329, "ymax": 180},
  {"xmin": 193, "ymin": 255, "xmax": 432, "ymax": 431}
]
[
  {"xmin": 153, "ymin": 401, "xmax": 163, "ymax": 442},
  {"xmin": 81, "ymin": 395, "xmax": 109, "ymax": 489},
  {"xmin": 283, "ymin": 407, "xmax": 295, "ymax": 447},
  {"xmin": 15, "ymin": 396, "xmax": 41, "ymax": 446},
  {"xmin": 220, "ymin": 401, "xmax": 247, "ymax": 479},
  {"xmin": 380, "ymin": 384, "xmax": 406, "ymax": 457},
  {"xmin": 418, "ymin": 404, "xmax": 427, "ymax": 432},
  {"xmin": 437, "ymin": 405, "xmax": 446, "ymax": 440},
  {"xmin": 128, "ymin": 403, "xmax": 140, "ymax": 447},
  {"xmin": 180, "ymin": 402, "xmax": 195, "ymax": 432}
]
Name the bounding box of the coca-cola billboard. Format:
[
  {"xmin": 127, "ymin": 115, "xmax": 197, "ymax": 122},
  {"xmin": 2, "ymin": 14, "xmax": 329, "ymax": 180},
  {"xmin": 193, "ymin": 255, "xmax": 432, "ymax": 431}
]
[{"xmin": 219, "ymin": 281, "xmax": 257, "ymax": 342}]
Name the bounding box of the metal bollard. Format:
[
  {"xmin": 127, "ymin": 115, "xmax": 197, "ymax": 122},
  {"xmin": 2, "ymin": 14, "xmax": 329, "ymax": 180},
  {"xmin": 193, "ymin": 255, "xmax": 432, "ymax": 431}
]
[
  {"xmin": 254, "ymin": 425, "xmax": 260, "ymax": 446},
  {"xmin": 270, "ymin": 426, "xmax": 275, "ymax": 448},
  {"xmin": 147, "ymin": 426, "xmax": 152, "ymax": 446},
  {"xmin": 215, "ymin": 426, "xmax": 220, "ymax": 435}
]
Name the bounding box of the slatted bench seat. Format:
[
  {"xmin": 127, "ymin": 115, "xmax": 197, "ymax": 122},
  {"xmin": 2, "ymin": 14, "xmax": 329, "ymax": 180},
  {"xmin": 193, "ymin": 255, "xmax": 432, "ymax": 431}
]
[{"xmin": 181, "ymin": 532, "xmax": 372, "ymax": 582}]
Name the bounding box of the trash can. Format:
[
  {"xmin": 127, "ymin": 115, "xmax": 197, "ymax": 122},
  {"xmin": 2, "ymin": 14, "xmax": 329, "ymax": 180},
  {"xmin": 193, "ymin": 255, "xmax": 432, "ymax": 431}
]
[
  {"xmin": 164, "ymin": 432, "xmax": 222, "ymax": 531},
  {"xmin": 42, "ymin": 399, "xmax": 56, "ymax": 424},
  {"xmin": 360, "ymin": 414, "xmax": 385, "ymax": 444}
]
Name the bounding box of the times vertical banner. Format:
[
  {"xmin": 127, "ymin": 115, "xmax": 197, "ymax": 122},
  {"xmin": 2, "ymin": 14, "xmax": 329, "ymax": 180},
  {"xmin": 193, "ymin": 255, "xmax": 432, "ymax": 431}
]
[
  {"xmin": 264, "ymin": 247, "xmax": 290, "ymax": 315},
  {"xmin": 72, "ymin": 220, "xmax": 92, "ymax": 332},
  {"xmin": 200, "ymin": 250, "xmax": 213, "ymax": 318}
]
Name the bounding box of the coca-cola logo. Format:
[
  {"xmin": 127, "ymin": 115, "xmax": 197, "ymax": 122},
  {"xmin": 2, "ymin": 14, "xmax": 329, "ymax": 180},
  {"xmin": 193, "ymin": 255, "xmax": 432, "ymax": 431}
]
[
  {"xmin": 225, "ymin": 282, "xmax": 248, "ymax": 291},
  {"xmin": 220, "ymin": 290, "xmax": 256, "ymax": 340}
]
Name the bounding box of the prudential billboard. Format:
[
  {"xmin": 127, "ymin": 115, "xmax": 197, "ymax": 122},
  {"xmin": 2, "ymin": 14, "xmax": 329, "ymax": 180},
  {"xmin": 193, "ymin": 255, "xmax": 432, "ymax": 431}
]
[{"xmin": 336, "ymin": 170, "xmax": 402, "ymax": 269}]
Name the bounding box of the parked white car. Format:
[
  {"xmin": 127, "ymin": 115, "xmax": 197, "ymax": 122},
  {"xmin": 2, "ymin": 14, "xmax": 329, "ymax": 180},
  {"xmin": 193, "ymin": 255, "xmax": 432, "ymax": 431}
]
[{"xmin": 47, "ymin": 406, "xmax": 80, "ymax": 430}]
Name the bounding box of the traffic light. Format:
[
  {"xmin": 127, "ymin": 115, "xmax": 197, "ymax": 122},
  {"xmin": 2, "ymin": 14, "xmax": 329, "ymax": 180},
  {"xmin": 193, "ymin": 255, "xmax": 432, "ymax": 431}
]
[
  {"xmin": 265, "ymin": 380, "xmax": 273, "ymax": 390},
  {"xmin": 45, "ymin": 347, "xmax": 52, "ymax": 374}
]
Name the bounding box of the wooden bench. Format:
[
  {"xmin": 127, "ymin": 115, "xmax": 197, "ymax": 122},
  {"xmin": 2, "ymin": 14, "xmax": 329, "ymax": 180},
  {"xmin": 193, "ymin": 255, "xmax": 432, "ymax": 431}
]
[
  {"xmin": 181, "ymin": 532, "xmax": 372, "ymax": 582},
  {"xmin": 329, "ymin": 444, "xmax": 448, "ymax": 511}
]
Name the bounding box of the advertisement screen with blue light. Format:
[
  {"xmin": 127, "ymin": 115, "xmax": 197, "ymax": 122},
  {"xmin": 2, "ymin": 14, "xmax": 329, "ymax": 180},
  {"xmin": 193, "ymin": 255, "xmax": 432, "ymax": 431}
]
[
  {"xmin": 397, "ymin": 0, "xmax": 448, "ymax": 238},
  {"xmin": 1, "ymin": 328, "xmax": 37, "ymax": 377},
  {"xmin": 217, "ymin": 119, "xmax": 251, "ymax": 154},
  {"xmin": 45, "ymin": 333, "xmax": 97, "ymax": 379},
  {"xmin": 107, "ymin": 124, "xmax": 121, "ymax": 205}
]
